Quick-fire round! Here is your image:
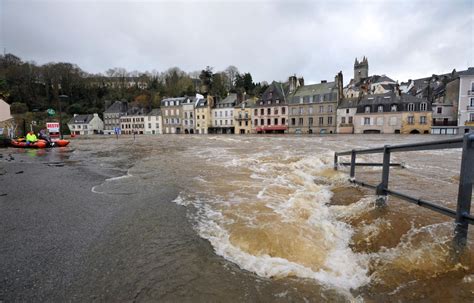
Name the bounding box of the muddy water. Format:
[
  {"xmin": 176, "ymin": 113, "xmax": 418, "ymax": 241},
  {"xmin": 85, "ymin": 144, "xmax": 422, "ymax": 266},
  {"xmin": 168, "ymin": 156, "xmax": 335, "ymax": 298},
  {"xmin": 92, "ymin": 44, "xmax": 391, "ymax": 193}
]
[{"xmin": 78, "ymin": 134, "xmax": 473, "ymax": 301}]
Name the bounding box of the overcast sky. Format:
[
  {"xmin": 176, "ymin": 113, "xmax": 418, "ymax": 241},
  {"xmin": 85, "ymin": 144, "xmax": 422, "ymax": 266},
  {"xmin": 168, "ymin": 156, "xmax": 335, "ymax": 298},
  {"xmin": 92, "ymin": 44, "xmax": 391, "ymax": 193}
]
[{"xmin": 1, "ymin": 0, "xmax": 473, "ymax": 84}]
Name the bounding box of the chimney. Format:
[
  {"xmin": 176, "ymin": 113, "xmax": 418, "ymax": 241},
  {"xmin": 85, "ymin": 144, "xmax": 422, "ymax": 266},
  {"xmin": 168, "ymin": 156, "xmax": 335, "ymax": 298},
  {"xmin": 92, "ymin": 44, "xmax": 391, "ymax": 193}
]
[
  {"xmin": 321, "ymin": 80, "xmax": 327, "ymax": 83},
  {"xmin": 298, "ymin": 77, "xmax": 304, "ymax": 87},
  {"xmin": 289, "ymin": 75, "xmax": 298, "ymax": 93}
]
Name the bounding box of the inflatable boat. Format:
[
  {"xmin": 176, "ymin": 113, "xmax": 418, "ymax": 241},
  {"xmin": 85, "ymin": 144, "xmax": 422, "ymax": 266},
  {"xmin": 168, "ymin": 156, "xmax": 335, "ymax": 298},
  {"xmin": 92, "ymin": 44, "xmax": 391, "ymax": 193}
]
[{"xmin": 10, "ymin": 139, "xmax": 70, "ymax": 148}]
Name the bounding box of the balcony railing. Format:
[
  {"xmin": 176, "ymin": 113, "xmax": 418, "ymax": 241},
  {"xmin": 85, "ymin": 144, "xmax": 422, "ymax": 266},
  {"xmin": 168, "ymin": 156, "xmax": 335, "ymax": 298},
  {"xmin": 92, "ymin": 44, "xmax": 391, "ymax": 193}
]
[
  {"xmin": 465, "ymin": 121, "xmax": 474, "ymax": 126},
  {"xmin": 468, "ymin": 90, "xmax": 474, "ymax": 96}
]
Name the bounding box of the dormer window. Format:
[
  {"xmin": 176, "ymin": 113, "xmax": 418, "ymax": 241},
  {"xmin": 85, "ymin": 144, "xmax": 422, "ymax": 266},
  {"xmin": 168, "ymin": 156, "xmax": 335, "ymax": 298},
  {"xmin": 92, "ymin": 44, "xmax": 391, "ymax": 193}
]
[
  {"xmin": 365, "ymin": 106, "xmax": 371, "ymax": 113},
  {"xmin": 408, "ymin": 103, "xmax": 415, "ymax": 111},
  {"xmin": 377, "ymin": 105, "xmax": 383, "ymax": 112},
  {"xmin": 276, "ymin": 99, "xmax": 280, "ymax": 104},
  {"xmin": 420, "ymin": 102, "xmax": 427, "ymax": 111},
  {"xmin": 391, "ymin": 104, "xmax": 397, "ymax": 112}
]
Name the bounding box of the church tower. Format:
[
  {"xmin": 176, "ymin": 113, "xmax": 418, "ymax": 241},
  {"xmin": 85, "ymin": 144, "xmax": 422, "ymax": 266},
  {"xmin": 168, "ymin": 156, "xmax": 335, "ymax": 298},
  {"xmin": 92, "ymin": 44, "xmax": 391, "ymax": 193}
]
[{"xmin": 354, "ymin": 56, "xmax": 369, "ymax": 83}]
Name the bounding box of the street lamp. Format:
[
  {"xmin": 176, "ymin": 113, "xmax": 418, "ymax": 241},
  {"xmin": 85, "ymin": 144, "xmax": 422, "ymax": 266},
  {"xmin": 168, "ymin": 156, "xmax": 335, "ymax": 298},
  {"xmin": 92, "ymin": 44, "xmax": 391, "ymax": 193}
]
[{"xmin": 58, "ymin": 95, "xmax": 68, "ymax": 139}]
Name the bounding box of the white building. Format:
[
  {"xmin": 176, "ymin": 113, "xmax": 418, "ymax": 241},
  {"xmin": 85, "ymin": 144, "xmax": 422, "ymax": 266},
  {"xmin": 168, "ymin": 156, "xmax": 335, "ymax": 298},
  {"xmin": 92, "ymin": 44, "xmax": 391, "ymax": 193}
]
[
  {"xmin": 68, "ymin": 113, "xmax": 104, "ymax": 135},
  {"xmin": 336, "ymin": 99, "xmax": 357, "ymax": 134},
  {"xmin": 145, "ymin": 109, "xmax": 162, "ymax": 135},
  {"xmin": 0, "ymin": 98, "xmax": 14, "ymax": 137},
  {"xmin": 210, "ymin": 93, "xmax": 237, "ymax": 134},
  {"xmin": 457, "ymin": 68, "xmax": 474, "ymax": 134}
]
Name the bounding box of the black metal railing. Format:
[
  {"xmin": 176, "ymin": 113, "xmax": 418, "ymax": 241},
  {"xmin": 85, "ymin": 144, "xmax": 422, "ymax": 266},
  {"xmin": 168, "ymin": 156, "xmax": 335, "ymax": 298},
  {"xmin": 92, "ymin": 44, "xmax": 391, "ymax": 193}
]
[{"xmin": 334, "ymin": 134, "xmax": 474, "ymax": 247}]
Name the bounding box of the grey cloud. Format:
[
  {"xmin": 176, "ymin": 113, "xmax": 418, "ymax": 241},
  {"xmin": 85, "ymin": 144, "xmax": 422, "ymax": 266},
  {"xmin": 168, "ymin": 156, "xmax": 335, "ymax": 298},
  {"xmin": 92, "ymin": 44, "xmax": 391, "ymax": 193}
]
[{"xmin": 2, "ymin": 0, "xmax": 473, "ymax": 85}]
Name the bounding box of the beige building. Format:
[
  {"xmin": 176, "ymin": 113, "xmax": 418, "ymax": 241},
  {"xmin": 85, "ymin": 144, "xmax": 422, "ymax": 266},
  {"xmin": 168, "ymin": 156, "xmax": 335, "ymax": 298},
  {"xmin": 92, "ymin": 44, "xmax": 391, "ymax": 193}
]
[
  {"xmin": 145, "ymin": 109, "xmax": 162, "ymax": 135},
  {"xmin": 234, "ymin": 98, "xmax": 255, "ymax": 134},
  {"xmin": 0, "ymin": 98, "xmax": 14, "ymax": 137},
  {"xmin": 354, "ymin": 92, "xmax": 431, "ymax": 134},
  {"xmin": 195, "ymin": 96, "xmax": 213, "ymax": 134}
]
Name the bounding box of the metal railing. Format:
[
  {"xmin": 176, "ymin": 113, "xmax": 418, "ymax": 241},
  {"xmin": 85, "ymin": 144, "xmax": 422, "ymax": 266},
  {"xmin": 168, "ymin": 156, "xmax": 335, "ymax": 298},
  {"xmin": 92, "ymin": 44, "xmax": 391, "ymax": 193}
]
[{"xmin": 334, "ymin": 134, "xmax": 474, "ymax": 247}]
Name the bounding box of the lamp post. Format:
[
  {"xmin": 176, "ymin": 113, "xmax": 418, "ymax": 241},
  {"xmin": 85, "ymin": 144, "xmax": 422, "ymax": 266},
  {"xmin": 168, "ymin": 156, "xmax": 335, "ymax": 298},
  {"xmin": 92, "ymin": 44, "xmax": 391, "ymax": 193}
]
[{"xmin": 58, "ymin": 95, "xmax": 68, "ymax": 139}]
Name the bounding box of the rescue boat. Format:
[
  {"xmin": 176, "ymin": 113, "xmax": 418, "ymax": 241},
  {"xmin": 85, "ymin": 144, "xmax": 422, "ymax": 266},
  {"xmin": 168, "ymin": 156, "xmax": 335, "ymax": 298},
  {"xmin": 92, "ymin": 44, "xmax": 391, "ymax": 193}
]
[{"xmin": 10, "ymin": 139, "xmax": 48, "ymax": 148}]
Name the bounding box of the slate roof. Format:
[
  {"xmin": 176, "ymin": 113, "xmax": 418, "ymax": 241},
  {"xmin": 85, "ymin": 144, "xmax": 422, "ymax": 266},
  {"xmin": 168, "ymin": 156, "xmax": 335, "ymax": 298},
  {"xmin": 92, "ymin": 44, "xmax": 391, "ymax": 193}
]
[
  {"xmin": 338, "ymin": 98, "xmax": 359, "ymax": 109},
  {"xmin": 195, "ymin": 98, "xmax": 208, "ymax": 108},
  {"xmin": 217, "ymin": 93, "xmax": 238, "ymax": 105},
  {"xmin": 161, "ymin": 97, "xmax": 187, "ymax": 106},
  {"xmin": 234, "ymin": 98, "xmax": 257, "ymax": 108},
  {"xmin": 356, "ymin": 92, "xmax": 431, "ymax": 113},
  {"xmin": 68, "ymin": 114, "xmax": 94, "ymax": 125},
  {"xmin": 459, "ymin": 67, "xmax": 474, "ymax": 76},
  {"xmin": 287, "ymin": 81, "xmax": 338, "ymax": 104},
  {"xmin": 104, "ymin": 101, "xmax": 127, "ymax": 113},
  {"xmin": 147, "ymin": 109, "xmax": 161, "ymax": 116},
  {"xmin": 256, "ymin": 81, "xmax": 290, "ymax": 106}
]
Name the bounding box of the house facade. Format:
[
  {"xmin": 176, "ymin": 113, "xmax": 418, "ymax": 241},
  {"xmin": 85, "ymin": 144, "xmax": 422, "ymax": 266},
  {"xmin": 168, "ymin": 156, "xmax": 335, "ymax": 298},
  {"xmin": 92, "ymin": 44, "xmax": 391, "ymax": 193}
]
[
  {"xmin": 457, "ymin": 68, "xmax": 474, "ymax": 134},
  {"xmin": 253, "ymin": 82, "xmax": 289, "ymax": 134},
  {"xmin": 0, "ymin": 98, "xmax": 14, "ymax": 137},
  {"xmin": 103, "ymin": 100, "xmax": 128, "ymax": 134},
  {"xmin": 195, "ymin": 97, "xmax": 213, "ymax": 134},
  {"xmin": 161, "ymin": 97, "xmax": 185, "ymax": 134},
  {"xmin": 287, "ymin": 76, "xmax": 341, "ymax": 134},
  {"xmin": 210, "ymin": 93, "xmax": 237, "ymax": 134},
  {"xmin": 354, "ymin": 92, "xmax": 432, "ymax": 134},
  {"xmin": 182, "ymin": 98, "xmax": 196, "ymax": 134},
  {"xmin": 145, "ymin": 109, "xmax": 162, "ymax": 135},
  {"xmin": 67, "ymin": 113, "xmax": 104, "ymax": 135},
  {"xmin": 336, "ymin": 98, "xmax": 358, "ymax": 134},
  {"xmin": 234, "ymin": 98, "xmax": 255, "ymax": 134}
]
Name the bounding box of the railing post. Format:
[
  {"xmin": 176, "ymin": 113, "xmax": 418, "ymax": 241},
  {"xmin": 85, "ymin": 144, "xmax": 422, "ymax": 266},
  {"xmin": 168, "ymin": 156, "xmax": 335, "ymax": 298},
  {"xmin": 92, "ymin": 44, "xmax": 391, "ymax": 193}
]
[
  {"xmin": 350, "ymin": 150, "xmax": 356, "ymax": 179},
  {"xmin": 334, "ymin": 153, "xmax": 338, "ymax": 171},
  {"xmin": 376, "ymin": 145, "xmax": 390, "ymax": 206},
  {"xmin": 454, "ymin": 133, "xmax": 474, "ymax": 248}
]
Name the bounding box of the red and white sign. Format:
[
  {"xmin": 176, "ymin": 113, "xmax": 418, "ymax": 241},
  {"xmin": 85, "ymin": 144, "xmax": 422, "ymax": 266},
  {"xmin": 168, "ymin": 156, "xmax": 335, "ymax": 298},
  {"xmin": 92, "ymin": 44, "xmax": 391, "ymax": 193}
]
[{"xmin": 46, "ymin": 122, "xmax": 60, "ymax": 137}]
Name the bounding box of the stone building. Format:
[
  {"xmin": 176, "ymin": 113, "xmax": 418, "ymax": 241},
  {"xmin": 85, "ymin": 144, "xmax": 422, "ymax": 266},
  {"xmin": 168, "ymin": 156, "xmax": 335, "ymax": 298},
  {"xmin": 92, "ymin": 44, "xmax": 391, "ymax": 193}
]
[
  {"xmin": 287, "ymin": 74, "xmax": 341, "ymax": 134},
  {"xmin": 161, "ymin": 97, "xmax": 185, "ymax": 134},
  {"xmin": 103, "ymin": 100, "xmax": 128, "ymax": 135},
  {"xmin": 253, "ymin": 81, "xmax": 289, "ymax": 134},
  {"xmin": 119, "ymin": 107, "xmax": 148, "ymax": 135},
  {"xmin": 210, "ymin": 93, "xmax": 237, "ymax": 134},
  {"xmin": 234, "ymin": 98, "xmax": 256, "ymax": 134}
]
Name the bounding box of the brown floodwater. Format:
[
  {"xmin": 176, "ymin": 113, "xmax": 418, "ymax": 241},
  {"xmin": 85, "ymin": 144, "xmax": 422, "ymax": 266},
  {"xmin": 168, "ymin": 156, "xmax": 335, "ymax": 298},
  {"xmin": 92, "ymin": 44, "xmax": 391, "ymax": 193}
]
[{"xmin": 75, "ymin": 134, "xmax": 474, "ymax": 301}]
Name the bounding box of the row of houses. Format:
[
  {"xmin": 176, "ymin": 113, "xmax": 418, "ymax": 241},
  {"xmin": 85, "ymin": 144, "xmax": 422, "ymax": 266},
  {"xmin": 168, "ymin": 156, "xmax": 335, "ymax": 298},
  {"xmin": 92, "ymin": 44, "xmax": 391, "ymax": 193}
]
[{"xmin": 68, "ymin": 58, "xmax": 474, "ymax": 136}]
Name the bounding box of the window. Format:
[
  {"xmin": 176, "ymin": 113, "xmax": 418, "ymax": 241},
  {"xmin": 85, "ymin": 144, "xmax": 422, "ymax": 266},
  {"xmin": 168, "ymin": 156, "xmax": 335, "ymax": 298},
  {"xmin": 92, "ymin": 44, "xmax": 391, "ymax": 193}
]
[
  {"xmin": 225, "ymin": 111, "xmax": 228, "ymax": 117},
  {"xmin": 408, "ymin": 116, "xmax": 414, "ymax": 124},
  {"xmin": 420, "ymin": 116, "xmax": 427, "ymax": 124},
  {"xmin": 276, "ymin": 99, "xmax": 280, "ymax": 104},
  {"xmin": 420, "ymin": 102, "xmax": 427, "ymax": 111},
  {"xmin": 274, "ymin": 118, "xmax": 278, "ymax": 125},
  {"xmin": 408, "ymin": 103, "xmax": 415, "ymax": 111},
  {"xmin": 215, "ymin": 120, "xmax": 217, "ymax": 126},
  {"xmin": 365, "ymin": 106, "xmax": 371, "ymax": 113},
  {"xmin": 349, "ymin": 116, "xmax": 353, "ymax": 124},
  {"xmin": 309, "ymin": 117, "xmax": 313, "ymax": 126},
  {"xmin": 389, "ymin": 117, "xmax": 397, "ymax": 126},
  {"xmin": 319, "ymin": 105, "xmax": 324, "ymax": 113},
  {"xmin": 319, "ymin": 117, "xmax": 324, "ymax": 125},
  {"xmin": 378, "ymin": 105, "xmax": 383, "ymax": 112},
  {"xmin": 254, "ymin": 109, "xmax": 258, "ymax": 116},
  {"xmin": 261, "ymin": 119, "xmax": 264, "ymax": 125},
  {"xmin": 377, "ymin": 117, "xmax": 383, "ymax": 126},
  {"xmin": 437, "ymin": 107, "xmax": 442, "ymax": 114},
  {"xmin": 470, "ymin": 98, "xmax": 474, "ymax": 107},
  {"xmin": 364, "ymin": 117, "xmax": 370, "ymax": 125},
  {"xmin": 220, "ymin": 111, "xmax": 223, "ymax": 117},
  {"xmin": 267, "ymin": 108, "xmax": 271, "ymax": 115},
  {"xmin": 148, "ymin": 123, "xmax": 151, "ymax": 128},
  {"xmin": 254, "ymin": 119, "xmax": 258, "ymax": 126},
  {"xmin": 328, "ymin": 105, "xmax": 333, "ymax": 113},
  {"xmin": 345, "ymin": 108, "xmax": 349, "ymax": 114},
  {"xmin": 220, "ymin": 120, "xmax": 222, "ymax": 125},
  {"xmin": 341, "ymin": 117, "xmax": 346, "ymax": 124},
  {"xmin": 282, "ymin": 118, "xmax": 286, "ymax": 125},
  {"xmin": 328, "ymin": 116, "xmax": 333, "ymax": 125},
  {"xmin": 156, "ymin": 123, "xmax": 159, "ymax": 128},
  {"xmin": 309, "ymin": 107, "xmax": 313, "ymax": 114},
  {"xmin": 165, "ymin": 110, "xmax": 169, "ymax": 116},
  {"xmin": 298, "ymin": 118, "xmax": 303, "ymax": 125},
  {"xmin": 291, "ymin": 118, "xmax": 296, "ymax": 126},
  {"xmin": 267, "ymin": 100, "xmax": 271, "ymax": 105},
  {"xmin": 274, "ymin": 108, "xmax": 279, "ymax": 115},
  {"xmin": 267, "ymin": 119, "xmax": 271, "ymax": 125},
  {"xmin": 282, "ymin": 107, "xmax": 286, "ymax": 114},
  {"xmin": 470, "ymin": 113, "xmax": 474, "ymax": 122},
  {"xmin": 299, "ymin": 107, "xmax": 303, "ymax": 115},
  {"xmin": 260, "ymin": 108, "xmax": 264, "ymax": 115},
  {"xmin": 292, "ymin": 108, "xmax": 297, "ymax": 115}
]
